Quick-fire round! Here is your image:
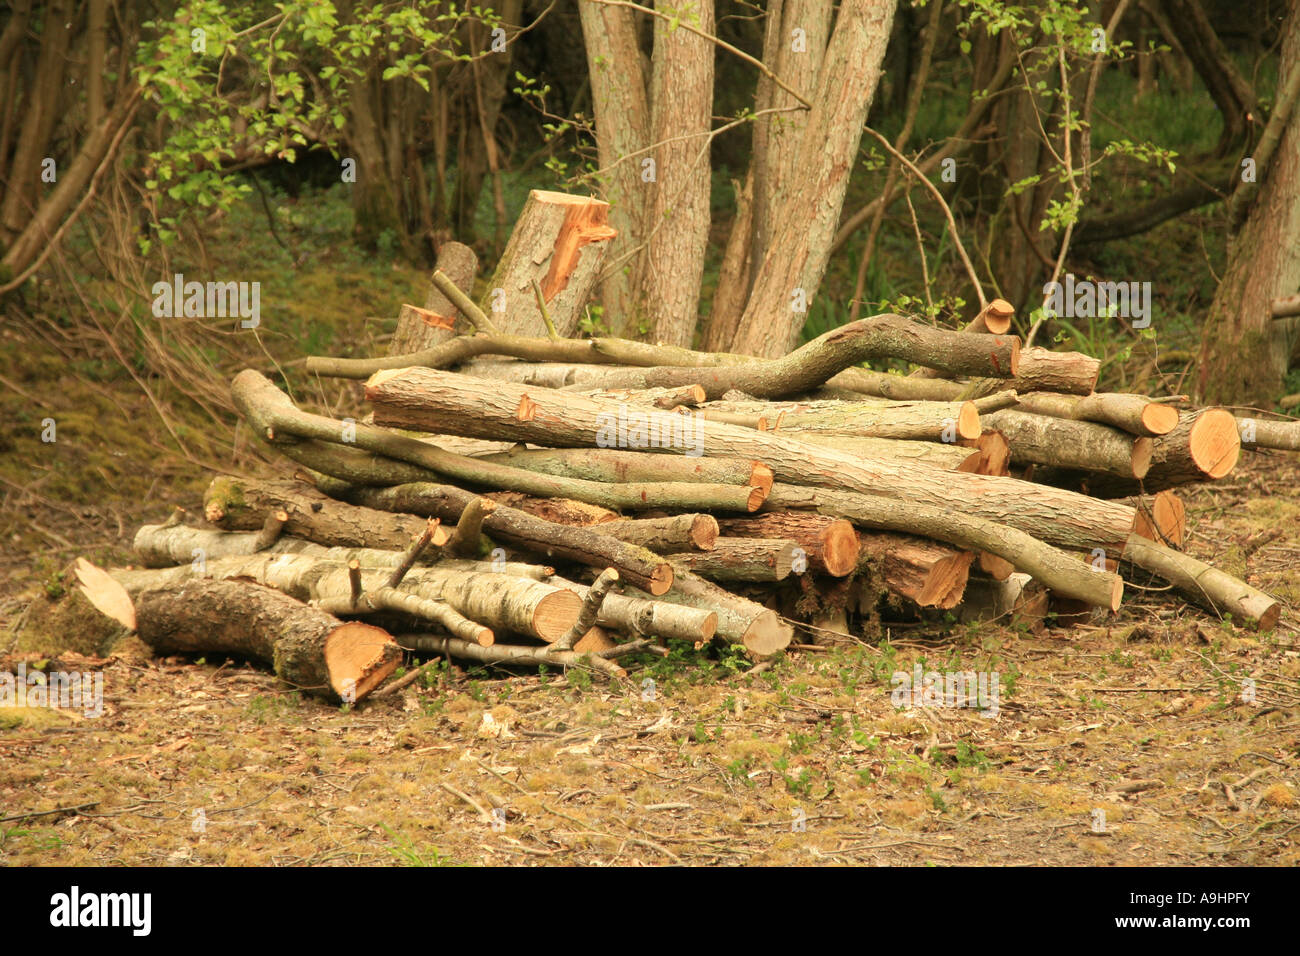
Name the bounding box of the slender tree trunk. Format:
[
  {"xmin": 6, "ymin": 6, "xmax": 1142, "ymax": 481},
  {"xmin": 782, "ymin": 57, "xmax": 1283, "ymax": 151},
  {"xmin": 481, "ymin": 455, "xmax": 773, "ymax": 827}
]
[{"xmin": 1196, "ymin": 3, "xmax": 1300, "ymax": 405}]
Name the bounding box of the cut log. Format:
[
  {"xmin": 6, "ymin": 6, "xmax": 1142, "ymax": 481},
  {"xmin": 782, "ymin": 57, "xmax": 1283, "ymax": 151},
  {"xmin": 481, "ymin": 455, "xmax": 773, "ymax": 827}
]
[
  {"xmin": 855, "ymin": 532, "xmax": 974, "ymax": 610},
  {"xmin": 480, "ymin": 445, "xmax": 774, "ymax": 495},
  {"xmin": 597, "ymin": 514, "xmax": 719, "ymax": 552},
  {"xmin": 481, "ymin": 190, "xmax": 617, "ymax": 337},
  {"xmin": 959, "ymin": 347, "xmax": 1100, "ymax": 398},
  {"xmin": 1128, "ymin": 490, "xmax": 1186, "ymax": 548},
  {"xmin": 129, "ymin": 578, "xmax": 399, "ymax": 701},
  {"xmin": 1012, "ymin": 391, "xmax": 1180, "ymax": 437},
  {"xmin": 364, "ymin": 366, "xmax": 1148, "ymax": 556},
  {"xmin": 718, "ymin": 513, "xmax": 861, "ymax": 577},
  {"xmin": 981, "ymin": 409, "xmax": 1154, "ymax": 479},
  {"xmin": 398, "ymin": 633, "xmax": 627, "ymax": 680},
  {"xmin": 391, "ymin": 241, "xmax": 479, "ymax": 354},
  {"xmin": 766, "ymin": 484, "xmax": 1123, "ymax": 611},
  {"xmin": 1235, "ymin": 413, "xmax": 1300, "ymax": 452},
  {"xmin": 112, "ymin": 553, "xmax": 579, "ymax": 644},
  {"xmin": 697, "ymin": 397, "xmax": 982, "ymax": 442},
  {"xmin": 956, "ymin": 572, "xmax": 1050, "ymax": 625},
  {"xmin": 660, "ymin": 567, "xmax": 793, "ymax": 658},
  {"xmin": 1121, "ymin": 535, "xmax": 1280, "ymax": 630},
  {"xmin": 667, "ymin": 538, "xmax": 799, "ymax": 582},
  {"xmin": 310, "ymin": 478, "xmax": 675, "ymax": 595},
  {"xmin": 1044, "ymin": 408, "xmax": 1242, "ymax": 496},
  {"xmin": 552, "ymin": 568, "xmax": 620, "ymax": 651},
  {"xmin": 480, "ymin": 492, "xmax": 617, "ymax": 527}
]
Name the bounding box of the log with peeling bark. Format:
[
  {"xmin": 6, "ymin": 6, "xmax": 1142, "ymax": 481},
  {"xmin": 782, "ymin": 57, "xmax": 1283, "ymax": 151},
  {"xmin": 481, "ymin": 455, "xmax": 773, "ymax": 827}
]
[
  {"xmin": 1041, "ymin": 408, "xmax": 1242, "ymax": 496},
  {"xmin": 304, "ymin": 477, "xmax": 675, "ymax": 595},
  {"xmin": 696, "ymin": 397, "xmax": 983, "ymax": 443},
  {"xmin": 480, "ymin": 492, "xmax": 617, "ymax": 527},
  {"xmin": 480, "ymin": 190, "xmax": 617, "ymax": 338},
  {"xmin": 127, "ymin": 578, "xmax": 399, "ymax": 701},
  {"xmin": 667, "ymin": 537, "xmax": 799, "ymax": 582},
  {"xmin": 391, "ymin": 241, "xmax": 479, "ymax": 354},
  {"xmin": 596, "ymin": 514, "xmax": 719, "ymax": 552},
  {"xmin": 855, "ymin": 533, "xmax": 974, "ymax": 610},
  {"xmin": 364, "ymin": 366, "xmax": 1152, "ymax": 556},
  {"xmin": 111, "ymin": 552, "xmax": 579, "ymax": 644},
  {"xmin": 981, "ymin": 409, "xmax": 1155, "ymax": 479},
  {"xmin": 1012, "ymin": 391, "xmax": 1180, "ymax": 437},
  {"xmin": 717, "ymin": 513, "xmax": 861, "ymax": 577},
  {"xmin": 232, "ymin": 370, "xmax": 764, "ymax": 514}
]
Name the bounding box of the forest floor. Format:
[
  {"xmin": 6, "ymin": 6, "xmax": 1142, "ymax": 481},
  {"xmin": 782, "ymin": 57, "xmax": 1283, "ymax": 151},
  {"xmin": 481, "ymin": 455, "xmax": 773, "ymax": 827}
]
[{"xmin": 2, "ymin": 344, "xmax": 1298, "ymax": 865}]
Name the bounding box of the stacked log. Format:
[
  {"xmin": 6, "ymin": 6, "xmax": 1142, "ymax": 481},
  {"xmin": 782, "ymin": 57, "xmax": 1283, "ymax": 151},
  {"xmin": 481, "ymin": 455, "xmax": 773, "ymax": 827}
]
[{"xmin": 50, "ymin": 199, "xmax": 1286, "ymax": 704}]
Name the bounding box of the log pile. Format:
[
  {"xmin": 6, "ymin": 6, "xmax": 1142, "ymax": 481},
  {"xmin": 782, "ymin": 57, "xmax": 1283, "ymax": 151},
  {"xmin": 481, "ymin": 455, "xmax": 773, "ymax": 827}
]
[{"xmin": 54, "ymin": 195, "xmax": 1288, "ymax": 700}]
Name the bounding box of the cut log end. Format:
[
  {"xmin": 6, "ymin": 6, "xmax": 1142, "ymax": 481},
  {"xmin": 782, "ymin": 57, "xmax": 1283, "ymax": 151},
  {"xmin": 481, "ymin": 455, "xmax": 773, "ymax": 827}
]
[
  {"xmin": 742, "ymin": 609, "xmax": 794, "ymax": 659},
  {"xmin": 1003, "ymin": 337, "xmax": 1021, "ymax": 376},
  {"xmin": 745, "ymin": 485, "xmax": 768, "ymax": 512},
  {"xmin": 690, "ymin": 515, "xmax": 720, "ymax": 550},
  {"xmin": 648, "ymin": 563, "xmax": 673, "ymax": 595},
  {"xmin": 749, "ymin": 462, "xmax": 775, "ymax": 496},
  {"xmin": 532, "ymin": 589, "xmax": 585, "ymax": 642},
  {"xmin": 1131, "ymin": 436, "xmax": 1154, "ymax": 479},
  {"xmin": 957, "ymin": 402, "xmax": 981, "ymax": 441},
  {"xmin": 821, "ymin": 519, "xmax": 862, "ymax": 577},
  {"xmin": 1190, "ymin": 408, "xmax": 1241, "ymax": 479},
  {"xmin": 1141, "ymin": 404, "xmax": 1180, "ymax": 436},
  {"xmin": 322, "ymin": 622, "xmax": 402, "ymax": 701},
  {"xmin": 979, "ymin": 551, "xmax": 1015, "ymax": 581},
  {"xmin": 983, "ymin": 299, "xmax": 1015, "ymax": 335}
]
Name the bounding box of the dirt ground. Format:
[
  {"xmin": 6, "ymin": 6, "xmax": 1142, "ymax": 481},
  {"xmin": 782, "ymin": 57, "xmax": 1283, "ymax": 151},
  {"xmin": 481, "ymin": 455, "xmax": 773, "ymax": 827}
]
[{"xmin": 2, "ymin": 438, "xmax": 1298, "ymax": 866}]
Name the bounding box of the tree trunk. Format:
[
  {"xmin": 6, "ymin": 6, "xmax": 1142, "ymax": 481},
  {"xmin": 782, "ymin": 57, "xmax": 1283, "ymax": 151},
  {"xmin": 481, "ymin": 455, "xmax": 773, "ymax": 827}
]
[
  {"xmin": 982, "ymin": 409, "xmax": 1154, "ymax": 479},
  {"xmin": 732, "ymin": 0, "xmax": 899, "ymax": 356},
  {"xmin": 597, "ymin": 514, "xmax": 719, "ymax": 552},
  {"xmin": 1196, "ymin": 2, "xmax": 1300, "ymax": 404},
  {"xmin": 699, "ymin": 396, "xmax": 983, "ymax": 442},
  {"xmin": 1011, "ymin": 391, "xmax": 1180, "ymax": 436},
  {"xmin": 668, "ymin": 538, "xmax": 800, "ymax": 582},
  {"xmin": 391, "ymin": 242, "xmax": 479, "ymax": 354},
  {"xmin": 641, "ymin": 0, "xmax": 714, "ymax": 347},
  {"xmin": 481, "ymin": 191, "xmax": 617, "ymax": 337}
]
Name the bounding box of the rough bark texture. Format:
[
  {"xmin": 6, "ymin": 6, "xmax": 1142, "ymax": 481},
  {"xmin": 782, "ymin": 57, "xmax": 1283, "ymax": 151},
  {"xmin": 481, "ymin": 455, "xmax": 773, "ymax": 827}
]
[
  {"xmin": 660, "ymin": 567, "xmax": 793, "ymax": 657},
  {"xmin": 732, "ymin": 0, "xmax": 899, "ymax": 356},
  {"xmin": 1196, "ymin": 2, "xmax": 1300, "ymax": 404},
  {"xmin": 597, "ymin": 514, "xmax": 719, "ymax": 552},
  {"xmin": 641, "ymin": 0, "xmax": 714, "ymax": 347},
  {"xmin": 481, "ymin": 191, "xmax": 617, "ymax": 337},
  {"xmin": 391, "ymin": 242, "xmax": 479, "ymax": 354},
  {"xmin": 112, "ymin": 553, "xmax": 580, "ymax": 644},
  {"xmin": 550, "ymin": 574, "xmax": 717, "ymax": 643},
  {"xmin": 1121, "ymin": 534, "xmax": 1279, "ymax": 630},
  {"xmin": 958, "ymin": 347, "xmax": 1101, "ymax": 398},
  {"xmin": 577, "ymin": 0, "xmax": 651, "ymax": 334},
  {"xmin": 699, "ymin": 397, "xmax": 982, "ymax": 442},
  {"xmin": 856, "ymin": 532, "xmax": 974, "ymax": 610},
  {"xmin": 128, "ymin": 579, "xmax": 398, "ymax": 701}
]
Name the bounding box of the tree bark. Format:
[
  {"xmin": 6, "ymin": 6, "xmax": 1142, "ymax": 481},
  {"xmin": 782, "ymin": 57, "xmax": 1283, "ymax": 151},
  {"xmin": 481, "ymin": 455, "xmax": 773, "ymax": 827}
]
[
  {"xmin": 549, "ymin": 575, "xmax": 717, "ymax": 643},
  {"xmin": 597, "ymin": 514, "xmax": 719, "ymax": 552},
  {"xmin": 1121, "ymin": 534, "xmax": 1279, "ymax": 630},
  {"xmin": 698, "ymin": 396, "xmax": 983, "ymax": 442},
  {"xmin": 659, "ymin": 567, "xmax": 793, "ymax": 657},
  {"xmin": 1011, "ymin": 391, "xmax": 1180, "ymax": 436},
  {"xmin": 856, "ymin": 532, "xmax": 974, "ymax": 610},
  {"xmin": 982, "ymin": 409, "xmax": 1154, "ymax": 479},
  {"xmin": 1196, "ymin": 1, "xmax": 1300, "ymax": 404},
  {"xmin": 641, "ymin": 0, "xmax": 714, "ymax": 347}
]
